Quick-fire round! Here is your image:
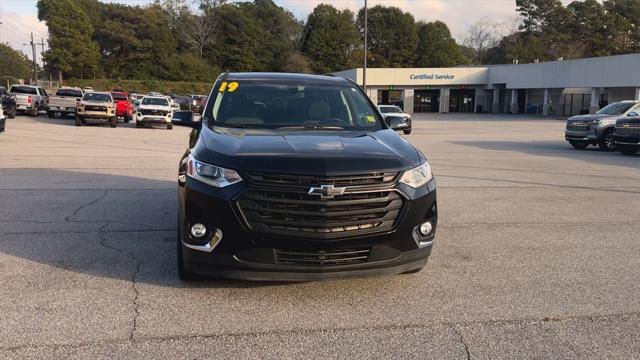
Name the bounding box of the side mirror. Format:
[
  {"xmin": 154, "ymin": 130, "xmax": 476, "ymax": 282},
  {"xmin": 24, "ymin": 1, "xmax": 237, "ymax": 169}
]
[
  {"xmin": 628, "ymin": 111, "xmax": 639, "ymax": 117},
  {"xmin": 172, "ymin": 110, "xmax": 200, "ymax": 128},
  {"xmin": 388, "ymin": 117, "xmax": 409, "ymax": 132}
]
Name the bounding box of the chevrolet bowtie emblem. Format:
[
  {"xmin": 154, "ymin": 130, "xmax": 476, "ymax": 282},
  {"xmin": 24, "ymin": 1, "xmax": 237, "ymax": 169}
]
[{"xmin": 308, "ymin": 185, "xmax": 346, "ymax": 199}]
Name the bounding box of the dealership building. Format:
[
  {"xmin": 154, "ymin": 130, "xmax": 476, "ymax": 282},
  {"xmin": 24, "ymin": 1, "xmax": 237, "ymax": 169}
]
[{"xmin": 333, "ymin": 53, "xmax": 640, "ymax": 116}]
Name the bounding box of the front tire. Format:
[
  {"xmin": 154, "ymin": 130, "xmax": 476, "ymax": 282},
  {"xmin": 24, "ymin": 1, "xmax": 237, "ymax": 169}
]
[
  {"xmin": 47, "ymin": 111, "xmax": 55, "ymax": 118},
  {"xmin": 136, "ymin": 122, "xmax": 143, "ymax": 129},
  {"xmin": 618, "ymin": 144, "xmax": 640, "ymax": 155},
  {"xmin": 110, "ymin": 116, "xmax": 117, "ymax": 128},
  {"xmin": 569, "ymin": 140, "xmax": 589, "ymax": 149},
  {"xmin": 8, "ymin": 105, "xmax": 16, "ymax": 119},
  {"xmin": 29, "ymin": 105, "xmax": 38, "ymax": 117},
  {"xmin": 167, "ymin": 124, "xmax": 173, "ymax": 130},
  {"xmin": 598, "ymin": 129, "xmax": 616, "ymax": 151},
  {"xmin": 403, "ymin": 128, "xmax": 412, "ymax": 135},
  {"xmin": 75, "ymin": 116, "xmax": 83, "ymax": 127}
]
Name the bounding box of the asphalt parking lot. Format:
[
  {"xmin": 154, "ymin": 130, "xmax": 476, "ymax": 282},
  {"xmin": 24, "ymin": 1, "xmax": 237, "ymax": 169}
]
[{"xmin": 1, "ymin": 113, "xmax": 639, "ymax": 359}]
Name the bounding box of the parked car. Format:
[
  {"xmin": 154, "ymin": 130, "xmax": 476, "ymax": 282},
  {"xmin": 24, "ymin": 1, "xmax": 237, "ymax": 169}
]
[
  {"xmin": 76, "ymin": 92, "xmax": 117, "ymax": 127},
  {"xmin": 172, "ymin": 96, "xmax": 192, "ymax": 111},
  {"xmin": 0, "ymin": 86, "xmax": 16, "ymax": 119},
  {"xmin": 377, "ymin": 104, "xmax": 412, "ymax": 135},
  {"xmin": 189, "ymin": 95, "xmax": 207, "ymax": 114},
  {"xmin": 136, "ymin": 95, "xmax": 173, "ymax": 129},
  {"xmin": 565, "ymin": 101, "xmax": 640, "ymax": 151},
  {"xmin": 174, "ymin": 72, "xmax": 437, "ymax": 281},
  {"xmin": 9, "ymin": 85, "xmax": 48, "ymax": 117},
  {"xmin": 0, "ymin": 107, "xmax": 5, "ymax": 133},
  {"xmin": 614, "ymin": 112, "xmax": 640, "ymax": 155},
  {"xmin": 47, "ymin": 87, "xmax": 83, "ymax": 118},
  {"xmin": 111, "ymin": 91, "xmax": 133, "ymax": 123}
]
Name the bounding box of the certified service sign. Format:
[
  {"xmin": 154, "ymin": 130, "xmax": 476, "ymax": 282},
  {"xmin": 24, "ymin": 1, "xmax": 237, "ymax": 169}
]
[{"xmin": 410, "ymin": 74, "xmax": 455, "ymax": 80}]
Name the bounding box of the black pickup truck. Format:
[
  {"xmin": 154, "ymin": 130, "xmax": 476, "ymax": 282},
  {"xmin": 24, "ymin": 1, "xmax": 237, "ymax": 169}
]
[{"xmin": 0, "ymin": 86, "xmax": 17, "ymax": 119}]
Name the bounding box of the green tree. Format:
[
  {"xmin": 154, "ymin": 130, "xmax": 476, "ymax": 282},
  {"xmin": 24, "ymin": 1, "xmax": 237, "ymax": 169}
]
[
  {"xmin": 209, "ymin": 0, "xmax": 301, "ymax": 72},
  {"xmin": 603, "ymin": 0, "xmax": 640, "ymax": 53},
  {"xmin": 0, "ymin": 44, "xmax": 32, "ymax": 81},
  {"xmin": 415, "ymin": 21, "xmax": 469, "ymax": 67},
  {"xmin": 37, "ymin": 0, "xmax": 101, "ymax": 80},
  {"xmin": 301, "ymin": 4, "xmax": 359, "ymax": 73},
  {"xmin": 566, "ymin": 0, "xmax": 610, "ymax": 57},
  {"xmin": 356, "ymin": 5, "xmax": 417, "ymax": 67}
]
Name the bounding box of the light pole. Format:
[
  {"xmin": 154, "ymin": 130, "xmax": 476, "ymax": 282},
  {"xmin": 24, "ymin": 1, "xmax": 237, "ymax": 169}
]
[{"xmin": 363, "ymin": 0, "xmax": 367, "ymax": 92}]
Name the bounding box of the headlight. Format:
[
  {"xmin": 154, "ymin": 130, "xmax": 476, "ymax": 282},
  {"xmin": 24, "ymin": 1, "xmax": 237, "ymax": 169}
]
[
  {"xmin": 399, "ymin": 162, "xmax": 433, "ymax": 188},
  {"xmin": 187, "ymin": 155, "xmax": 242, "ymax": 187},
  {"xmin": 592, "ymin": 119, "xmax": 601, "ymax": 125}
]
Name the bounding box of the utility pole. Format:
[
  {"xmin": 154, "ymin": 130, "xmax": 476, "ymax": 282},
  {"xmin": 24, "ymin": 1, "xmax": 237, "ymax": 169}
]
[
  {"xmin": 363, "ymin": 0, "xmax": 367, "ymax": 92},
  {"xmin": 24, "ymin": 33, "xmax": 38, "ymax": 85},
  {"xmin": 35, "ymin": 37, "xmax": 47, "ymax": 83}
]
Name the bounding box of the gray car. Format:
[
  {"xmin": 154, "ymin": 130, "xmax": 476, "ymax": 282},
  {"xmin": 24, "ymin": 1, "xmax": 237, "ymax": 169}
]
[{"xmin": 565, "ymin": 101, "xmax": 640, "ymax": 151}]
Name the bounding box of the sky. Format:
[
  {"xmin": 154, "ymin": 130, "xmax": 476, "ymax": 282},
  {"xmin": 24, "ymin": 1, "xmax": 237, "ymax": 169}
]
[{"xmin": 0, "ymin": 0, "xmax": 560, "ymax": 65}]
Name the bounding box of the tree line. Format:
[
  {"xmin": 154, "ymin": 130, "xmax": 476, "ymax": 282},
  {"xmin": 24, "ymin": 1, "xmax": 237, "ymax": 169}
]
[{"xmin": 3, "ymin": 0, "xmax": 639, "ymax": 84}]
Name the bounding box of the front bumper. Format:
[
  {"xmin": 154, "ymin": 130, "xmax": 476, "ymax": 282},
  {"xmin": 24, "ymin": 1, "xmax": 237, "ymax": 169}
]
[
  {"xmin": 137, "ymin": 115, "xmax": 171, "ymax": 124},
  {"xmin": 179, "ymin": 177, "xmax": 438, "ymax": 281},
  {"xmin": 614, "ymin": 134, "xmax": 640, "ymax": 146},
  {"xmin": 565, "ymin": 129, "xmax": 598, "ymax": 143}
]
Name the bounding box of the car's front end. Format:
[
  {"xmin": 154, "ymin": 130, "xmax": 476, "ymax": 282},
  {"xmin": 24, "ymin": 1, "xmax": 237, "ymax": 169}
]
[
  {"xmin": 178, "ymin": 143, "xmax": 437, "ymax": 281},
  {"xmin": 614, "ymin": 116, "xmax": 640, "ymax": 155},
  {"xmin": 136, "ymin": 106, "xmax": 172, "ymax": 128},
  {"xmin": 77, "ymin": 101, "xmax": 115, "ymax": 122},
  {"xmin": 565, "ymin": 114, "xmax": 614, "ymax": 147}
]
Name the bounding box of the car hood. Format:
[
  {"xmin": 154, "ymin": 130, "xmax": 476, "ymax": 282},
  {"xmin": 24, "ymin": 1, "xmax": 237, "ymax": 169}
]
[
  {"xmin": 139, "ymin": 105, "xmax": 171, "ymax": 110},
  {"xmin": 196, "ymin": 127, "xmax": 422, "ymax": 175},
  {"xmin": 568, "ymin": 114, "xmax": 618, "ymax": 122},
  {"xmin": 81, "ymin": 101, "xmax": 113, "ymax": 106}
]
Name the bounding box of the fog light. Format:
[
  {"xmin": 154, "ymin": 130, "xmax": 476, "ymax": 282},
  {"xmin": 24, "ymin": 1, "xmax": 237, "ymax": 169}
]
[
  {"xmin": 419, "ymin": 221, "xmax": 433, "ymax": 236},
  {"xmin": 190, "ymin": 223, "xmax": 207, "ymax": 238}
]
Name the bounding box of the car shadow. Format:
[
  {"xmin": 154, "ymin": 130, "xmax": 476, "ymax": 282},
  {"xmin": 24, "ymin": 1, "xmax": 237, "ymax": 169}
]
[
  {"xmin": 0, "ymin": 168, "xmax": 298, "ymax": 289},
  {"xmin": 450, "ymin": 140, "xmax": 640, "ymax": 169},
  {"xmin": 26, "ymin": 113, "xmax": 139, "ymax": 128}
]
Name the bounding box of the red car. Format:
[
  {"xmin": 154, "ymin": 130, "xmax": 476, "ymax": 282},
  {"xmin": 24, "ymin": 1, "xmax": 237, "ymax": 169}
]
[{"xmin": 111, "ymin": 92, "xmax": 133, "ymax": 123}]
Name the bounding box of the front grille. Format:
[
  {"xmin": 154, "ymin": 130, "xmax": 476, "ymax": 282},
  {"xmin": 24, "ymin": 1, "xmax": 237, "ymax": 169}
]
[
  {"xmin": 386, "ymin": 116, "xmax": 405, "ymax": 122},
  {"xmin": 615, "ymin": 126, "xmax": 640, "ymax": 136},
  {"xmin": 566, "ymin": 123, "xmax": 589, "ymax": 131},
  {"xmin": 244, "ymin": 172, "xmax": 398, "ymax": 188},
  {"xmin": 238, "ymin": 190, "xmax": 404, "ymax": 238},
  {"xmin": 141, "ymin": 109, "xmax": 168, "ymax": 116},
  {"xmin": 274, "ymin": 248, "xmax": 370, "ymax": 266},
  {"xmin": 85, "ymin": 105, "xmax": 106, "ymax": 112}
]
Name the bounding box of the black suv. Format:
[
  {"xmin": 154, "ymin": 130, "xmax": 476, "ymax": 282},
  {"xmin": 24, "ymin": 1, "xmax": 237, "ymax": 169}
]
[
  {"xmin": 0, "ymin": 87, "xmax": 17, "ymax": 119},
  {"xmin": 174, "ymin": 73, "xmax": 437, "ymax": 281}
]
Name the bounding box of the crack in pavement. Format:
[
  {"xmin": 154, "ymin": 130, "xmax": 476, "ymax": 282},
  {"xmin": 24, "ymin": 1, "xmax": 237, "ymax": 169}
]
[
  {"xmin": 65, "ymin": 189, "xmax": 109, "ymax": 222},
  {"xmin": 97, "ymin": 221, "xmax": 142, "ymax": 342},
  {"xmin": 10, "ymin": 311, "xmax": 635, "ymax": 354},
  {"xmin": 449, "ymin": 324, "xmax": 472, "ymax": 360}
]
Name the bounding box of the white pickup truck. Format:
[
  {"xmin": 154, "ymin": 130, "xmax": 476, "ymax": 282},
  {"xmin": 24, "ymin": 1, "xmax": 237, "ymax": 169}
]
[
  {"xmin": 47, "ymin": 87, "xmax": 84, "ymax": 118},
  {"xmin": 9, "ymin": 85, "xmax": 48, "ymax": 117},
  {"xmin": 136, "ymin": 96, "xmax": 173, "ymax": 130}
]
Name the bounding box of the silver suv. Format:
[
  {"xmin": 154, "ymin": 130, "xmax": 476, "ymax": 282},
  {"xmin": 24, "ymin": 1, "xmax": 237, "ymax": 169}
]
[{"xmin": 565, "ymin": 101, "xmax": 640, "ymax": 151}]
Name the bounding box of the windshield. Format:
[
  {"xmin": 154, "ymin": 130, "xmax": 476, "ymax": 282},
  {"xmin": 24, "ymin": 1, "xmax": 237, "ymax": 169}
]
[
  {"xmin": 142, "ymin": 97, "xmax": 169, "ymax": 106},
  {"xmin": 83, "ymin": 93, "xmax": 112, "ymax": 102},
  {"xmin": 207, "ymin": 81, "xmax": 383, "ymax": 130},
  {"xmin": 10, "ymin": 86, "xmax": 37, "ymax": 95},
  {"xmin": 111, "ymin": 93, "xmax": 128, "ymax": 101},
  {"xmin": 596, "ymin": 102, "xmax": 634, "ymax": 115},
  {"xmin": 57, "ymin": 88, "xmax": 83, "ymax": 97},
  {"xmin": 379, "ymin": 106, "xmax": 402, "ymax": 113}
]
